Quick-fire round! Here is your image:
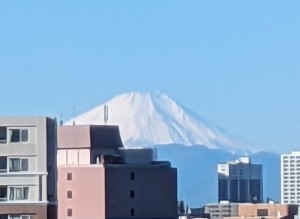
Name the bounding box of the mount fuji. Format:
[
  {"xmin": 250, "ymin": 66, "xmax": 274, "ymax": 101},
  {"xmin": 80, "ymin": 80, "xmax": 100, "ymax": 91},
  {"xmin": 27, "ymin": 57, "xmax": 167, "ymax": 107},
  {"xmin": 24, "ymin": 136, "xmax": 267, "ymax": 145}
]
[
  {"xmin": 66, "ymin": 92, "xmax": 279, "ymax": 206},
  {"xmin": 67, "ymin": 92, "xmax": 256, "ymax": 154}
]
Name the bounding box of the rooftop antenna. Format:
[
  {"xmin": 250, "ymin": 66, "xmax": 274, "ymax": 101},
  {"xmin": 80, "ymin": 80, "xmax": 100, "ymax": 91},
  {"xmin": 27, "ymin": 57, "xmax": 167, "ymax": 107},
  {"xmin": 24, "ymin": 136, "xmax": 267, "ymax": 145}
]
[
  {"xmin": 72, "ymin": 104, "xmax": 76, "ymax": 126},
  {"xmin": 104, "ymin": 103, "xmax": 108, "ymax": 125},
  {"xmin": 59, "ymin": 114, "xmax": 64, "ymax": 126}
]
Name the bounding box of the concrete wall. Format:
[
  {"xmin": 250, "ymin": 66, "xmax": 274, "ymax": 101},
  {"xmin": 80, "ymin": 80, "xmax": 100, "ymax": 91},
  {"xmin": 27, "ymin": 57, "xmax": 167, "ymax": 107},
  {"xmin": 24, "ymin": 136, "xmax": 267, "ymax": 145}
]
[
  {"xmin": 105, "ymin": 165, "xmax": 177, "ymax": 219},
  {"xmin": 57, "ymin": 126, "xmax": 91, "ymax": 149},
  {"xmin": 57, "ymin": 165, "xmax": 106, "ymax": 219}
]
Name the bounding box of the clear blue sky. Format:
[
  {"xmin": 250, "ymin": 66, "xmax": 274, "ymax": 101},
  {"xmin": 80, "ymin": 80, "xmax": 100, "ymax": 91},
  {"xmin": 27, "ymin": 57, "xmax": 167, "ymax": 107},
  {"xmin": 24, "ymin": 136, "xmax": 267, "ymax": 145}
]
[{"xmin": 0, "ymin": 1, "xmax": 300, "ymax": 152}]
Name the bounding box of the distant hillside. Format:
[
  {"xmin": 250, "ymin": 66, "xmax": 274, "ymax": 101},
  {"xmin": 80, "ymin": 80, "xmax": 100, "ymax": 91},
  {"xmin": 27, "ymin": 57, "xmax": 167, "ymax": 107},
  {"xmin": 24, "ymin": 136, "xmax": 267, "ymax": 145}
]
[
  {"xmin": 65, "ymin": 92, "xmax": 278, "ymax": 206},
  {"xmin": 157, "ymin": 144, "xmax": 280, "ymax": 207}
]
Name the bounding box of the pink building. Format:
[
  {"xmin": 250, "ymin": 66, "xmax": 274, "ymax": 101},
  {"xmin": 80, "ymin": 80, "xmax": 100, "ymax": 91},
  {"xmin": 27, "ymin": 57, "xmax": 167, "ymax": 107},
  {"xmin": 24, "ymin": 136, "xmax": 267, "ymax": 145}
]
[{"xmin": 57, "ymin": 125, "xmax": 177, "ymax": 219}]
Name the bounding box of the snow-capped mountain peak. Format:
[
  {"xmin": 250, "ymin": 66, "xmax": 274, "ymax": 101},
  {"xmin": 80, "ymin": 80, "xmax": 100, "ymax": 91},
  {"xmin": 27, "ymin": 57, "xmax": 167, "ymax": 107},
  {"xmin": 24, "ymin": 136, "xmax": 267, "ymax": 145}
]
[{"xmin": 66, "ymin": 92, "xmax": 256, "ymax": 153}]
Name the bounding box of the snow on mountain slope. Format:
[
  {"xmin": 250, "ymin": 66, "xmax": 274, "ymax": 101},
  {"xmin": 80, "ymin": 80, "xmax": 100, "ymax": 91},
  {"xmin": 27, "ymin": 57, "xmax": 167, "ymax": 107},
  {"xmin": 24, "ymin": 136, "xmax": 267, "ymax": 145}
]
[{"xmin": 66, "ymin": 92, "xmax": 257, "ymax": 153}]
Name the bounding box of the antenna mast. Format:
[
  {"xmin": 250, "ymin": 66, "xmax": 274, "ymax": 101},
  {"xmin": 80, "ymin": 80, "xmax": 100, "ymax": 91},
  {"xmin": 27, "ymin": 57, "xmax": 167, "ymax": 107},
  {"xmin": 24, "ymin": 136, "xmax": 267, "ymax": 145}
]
[
  {"xmin": 72, "ymin": 104, "xmax": 76, "ymax": 126},
  {"xmin": 104, "ymin": 103, "xmax": 108, "ymax": 124}
]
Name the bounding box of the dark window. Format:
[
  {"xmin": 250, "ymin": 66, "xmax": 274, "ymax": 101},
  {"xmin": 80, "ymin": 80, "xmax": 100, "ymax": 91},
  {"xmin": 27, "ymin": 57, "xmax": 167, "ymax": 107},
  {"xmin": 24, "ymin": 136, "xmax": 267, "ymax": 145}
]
[
  {"xmin": 130, "ymin": 190, "xmax": 135, "ymax": 198},
  {"xmin": 9, "ymin": 129, "xmax": 29, "ymax": 143},
  {"xmin": 67, "ymin": 208, "xmax": 72, "ymax": 217},
  {"xmin": 67, "ymin": 172, "xmax": 72, "ymax": 181},
  {"xmin": 0, "ymin": 215, "xmax": 8, "ymax": 219},
  {"xmin": 257, "ymin": 209, "xmax": 268, "ymax": 216},
  {"xmin": 0, "ymin": 187, "xmax": 7, "ymax": 201},
  {"xmin": 67, "ymin": 190, "xmax": 72, "ymax": 199},
  {"xmin": 0, "ymin": 157, "xmax": 7, "ymax": 172},
  {"xmin": 130, "ymin": 208, "xmax": 135, "ymax": 216},
  {"xmin": 10, "ymin": 129, "xmax": 20, "ymax": 142},
  {"xmin": 0, "ymin": 127, "xmax": 7, "ymax": 143},
  {"xmin": 130, "ymin": 172, "xmax": 134, "ymax": 180}
]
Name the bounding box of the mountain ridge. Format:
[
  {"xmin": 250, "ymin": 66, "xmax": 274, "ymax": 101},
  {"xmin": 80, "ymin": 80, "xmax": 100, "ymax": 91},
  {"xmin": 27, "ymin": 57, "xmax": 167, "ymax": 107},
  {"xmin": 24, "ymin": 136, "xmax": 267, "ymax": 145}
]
[{"xmin": 67, "ymin": 91, "xmax": 258, "ymax": 154}]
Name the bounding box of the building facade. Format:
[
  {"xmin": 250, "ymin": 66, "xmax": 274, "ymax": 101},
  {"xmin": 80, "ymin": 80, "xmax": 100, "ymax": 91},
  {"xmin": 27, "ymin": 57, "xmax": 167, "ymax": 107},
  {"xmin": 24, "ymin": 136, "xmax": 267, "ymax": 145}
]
[
  {"xmin": 205, "ymin": 201, "xmax": 238, "ymax": 219},
  {"xmin": 218, "ymin": 157, "xmax": 263, "ymax": 203},
  {"xmin": 281, "ymin": 151, "xmax": 300, "ymax": 204},
  {"xmin": 205, "ymin": 202, "xmax": 298, "ymax": 219},
  {"xmin": 57, "ymin": 125, "xmax": 177, "ymax": 219},
  {"xmin": 0, "ymin": 117, "xmax": 57, "ymax": 219}
]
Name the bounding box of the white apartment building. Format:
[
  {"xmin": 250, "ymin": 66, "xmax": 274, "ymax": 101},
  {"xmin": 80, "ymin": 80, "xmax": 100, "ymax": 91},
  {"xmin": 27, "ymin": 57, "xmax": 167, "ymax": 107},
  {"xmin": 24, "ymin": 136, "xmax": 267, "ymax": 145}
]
[
  {"xmin": 281, "ymin": 151, "xmax": 300, "ymax": 204},
  {"xmin": 0, "ymin": 117, "xmax": 57, "ymax": 219}
]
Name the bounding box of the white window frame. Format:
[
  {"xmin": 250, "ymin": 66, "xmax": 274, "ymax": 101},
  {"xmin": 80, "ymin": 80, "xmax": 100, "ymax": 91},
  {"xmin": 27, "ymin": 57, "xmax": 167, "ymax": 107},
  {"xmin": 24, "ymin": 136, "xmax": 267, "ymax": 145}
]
[
  {"xmin": 9, "ymin": 215, "xmax": 31, "ymax": 219},
  {"xmin": 8, "ymin": 187, "xmax": 29, "ymax": 201},
  {"xmin": 8, "ymin": 158, "xmax": 28, "ymax": 172},
  {"xmin": 8, "ymin": 129, "xmax": 29, "ymax": 143}
]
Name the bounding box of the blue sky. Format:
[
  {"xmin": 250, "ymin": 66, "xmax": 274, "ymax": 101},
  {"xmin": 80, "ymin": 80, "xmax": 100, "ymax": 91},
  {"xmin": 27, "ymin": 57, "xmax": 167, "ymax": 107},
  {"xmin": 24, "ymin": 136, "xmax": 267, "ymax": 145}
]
[{"xmin": 0, "ymin": 1, "xmax": 300, "ymax": 152}]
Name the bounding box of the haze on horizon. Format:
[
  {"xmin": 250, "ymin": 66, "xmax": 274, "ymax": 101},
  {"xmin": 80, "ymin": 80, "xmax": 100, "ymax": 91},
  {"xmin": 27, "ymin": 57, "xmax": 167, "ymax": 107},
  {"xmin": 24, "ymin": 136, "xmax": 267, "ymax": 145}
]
[{"xmin": 0, "ymin": 1, "xmax": 300, "ymax": 153}]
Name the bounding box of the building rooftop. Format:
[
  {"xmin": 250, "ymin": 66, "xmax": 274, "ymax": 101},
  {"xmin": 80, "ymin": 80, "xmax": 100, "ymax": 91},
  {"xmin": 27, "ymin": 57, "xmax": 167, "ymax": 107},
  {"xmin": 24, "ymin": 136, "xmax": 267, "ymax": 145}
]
[{"xmin": 57, "ymin": 125, "xmax": 124, "ymax": 149}]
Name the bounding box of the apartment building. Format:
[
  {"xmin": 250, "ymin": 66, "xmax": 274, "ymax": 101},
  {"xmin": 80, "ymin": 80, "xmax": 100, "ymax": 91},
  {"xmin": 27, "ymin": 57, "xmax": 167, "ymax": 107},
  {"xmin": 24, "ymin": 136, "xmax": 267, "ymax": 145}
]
[
  {"xmin": 57, "ymin": 125, "xmax": 177, "ymax": 219},
  {"xmin": 281, "ymin": 151, "xmax": 300, "ymax": 204},
  {"xmin": 0, "ymin": 117, "xmax": 57, "ymax": 219},
  {"xmin": 218, "ymin": 157, "xmax": 263, "ymax": 203}
]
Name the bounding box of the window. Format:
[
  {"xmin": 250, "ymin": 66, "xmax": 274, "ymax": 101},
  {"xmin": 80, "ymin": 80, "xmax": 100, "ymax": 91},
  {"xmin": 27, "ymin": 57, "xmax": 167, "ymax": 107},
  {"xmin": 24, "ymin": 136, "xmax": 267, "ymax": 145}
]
[
  {"xmin": 130, "ymin": 190, "xmax": 135, "ymax": 198},
  {"xmin": 0, "ymin": 128, "xmax": 7, "ymax": 143},
  {"xmin": 9, "ymin": 216, "xmax": 31, "ymax": 219},
  {"xmin": 9, "ymin": 129, "xmax": 28, "ymax": 143},
  {"xmin": 130, "ymin": 172, "xmax": 134, "ymax": 180},
  {"xmin": 130, "ymin": 208, "xmax": 135, "ymax": 216},
  {"xmin": 9, "ymin": 187, "xmax": 29, "ymax": 200},
  {"xmin": 67, "ymin": 172, "xmax": 72, "ymax": 181},
  {"xmin": 257, "ymin": 209, "xmax": 268, "ymax": 217},
  {"xmin": 67, "ymin": 209, "xmax": 72, "ymax": 217},
  {"xmin": 0, "ymin": 186, "xmax": 7, "ymax": 201},
  {"xmin": 20, "ymin": 130, "xmax": 28, "ymax": 142},
  {"xmin": 67, "ymin": 191, "xmax": 72, "ymax": 199},
  {"xmin": 9, "ymin": 159, "xmax": 28, "ymax": 172},
  {"xmin": 0, "ymin": 157, "xmax": 7, "ymax": 173}
]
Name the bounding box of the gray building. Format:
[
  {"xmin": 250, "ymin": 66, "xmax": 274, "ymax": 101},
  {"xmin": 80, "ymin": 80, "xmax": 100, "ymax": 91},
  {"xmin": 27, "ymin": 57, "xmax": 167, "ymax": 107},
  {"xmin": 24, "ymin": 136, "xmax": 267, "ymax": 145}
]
[
  {"xmin": 0, "ymin": 117, "xmax": 57, "ymax": 219},
  {"xmin": 205, "ymin": 201, "xmax": 238, "ymax": 219},
  {"xmin": 218, "ymin": 156, "xmax": 263, "ymax": 203}
]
